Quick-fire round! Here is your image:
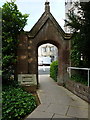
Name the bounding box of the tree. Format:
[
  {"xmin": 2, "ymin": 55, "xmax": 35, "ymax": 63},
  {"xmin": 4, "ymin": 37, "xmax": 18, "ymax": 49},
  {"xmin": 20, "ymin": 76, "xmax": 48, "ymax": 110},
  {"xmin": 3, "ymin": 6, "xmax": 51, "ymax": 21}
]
[
  {"xmin": 65, "ymin": 1, "xmax": 90, "ymax": 67},
  {"xmin": 80, "ymin": 2, "xmax": 90, "ymax": 67},
  {"xmin": 2, "ymin": 0, "xmax": 29, "ymax": 84}
]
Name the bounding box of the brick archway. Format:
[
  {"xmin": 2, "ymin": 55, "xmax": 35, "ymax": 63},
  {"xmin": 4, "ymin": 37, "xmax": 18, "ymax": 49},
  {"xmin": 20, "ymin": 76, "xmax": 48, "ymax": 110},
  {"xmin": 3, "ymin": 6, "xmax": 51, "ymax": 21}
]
[
  {"xmin": 37, "ymin": 40, "xmax": 59, "ymax": 85},
  {"xmin": 17, "ymin": 2, "xmax": 71, "ymax": 88}
]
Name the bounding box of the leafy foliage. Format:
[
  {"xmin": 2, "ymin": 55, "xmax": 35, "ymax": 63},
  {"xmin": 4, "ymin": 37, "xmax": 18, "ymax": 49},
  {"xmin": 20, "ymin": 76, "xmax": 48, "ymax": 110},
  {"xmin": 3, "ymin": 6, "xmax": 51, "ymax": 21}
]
[
  {"xmin": 2, "ymin": 0, "xmax": 29, "ymax": 83},
  {"xmin": 2, "ymin": 85, "xmax": 37, "ymax": 120},
  {"xmin": 65, "ymin": 2, "xmax": 90, "ymax": 67},
  {"xmin": 70, "ymin": 74, "xmax": 88, "ymax": 86},
  {"xmin": 50, "ymin": 61, "xmax": 58, "ymax": 82}
]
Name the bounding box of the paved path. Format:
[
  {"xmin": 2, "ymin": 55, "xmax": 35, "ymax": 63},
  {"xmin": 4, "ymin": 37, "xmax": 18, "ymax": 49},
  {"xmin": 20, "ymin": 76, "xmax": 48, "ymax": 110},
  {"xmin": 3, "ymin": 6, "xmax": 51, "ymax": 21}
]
[
  {"xmin": 25, "ymin": 75, "xmax": 89, "ymax": 119},
  {"xmin": 38, "ymin": 66, "xmax": 50, "ymax": 75}
]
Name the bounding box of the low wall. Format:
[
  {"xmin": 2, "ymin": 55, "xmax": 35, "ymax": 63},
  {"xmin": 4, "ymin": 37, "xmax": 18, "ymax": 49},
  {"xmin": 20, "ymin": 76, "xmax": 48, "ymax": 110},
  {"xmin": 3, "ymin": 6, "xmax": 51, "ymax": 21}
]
[{"xmin": 65, "ymin": 80, "xmax": 90, "ymax": 103}]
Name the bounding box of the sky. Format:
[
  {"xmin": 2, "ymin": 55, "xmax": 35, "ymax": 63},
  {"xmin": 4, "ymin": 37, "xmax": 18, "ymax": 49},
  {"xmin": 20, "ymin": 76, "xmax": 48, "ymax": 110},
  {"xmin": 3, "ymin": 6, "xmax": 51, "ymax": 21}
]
[{"xmin": 0, "ymin": 0, "xmax": 65, "ymax": 31}]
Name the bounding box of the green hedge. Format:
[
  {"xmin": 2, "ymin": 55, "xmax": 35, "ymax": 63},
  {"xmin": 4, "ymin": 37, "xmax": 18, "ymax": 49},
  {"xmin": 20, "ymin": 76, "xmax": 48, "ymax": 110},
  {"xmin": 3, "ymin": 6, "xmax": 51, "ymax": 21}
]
[
  {"xmin": 2, "ymin": 85, "xmax": 37, "ymax": 120},
  {"xmin": 50, "ymin": 61, "xmax": 58, "ymax": 82}
]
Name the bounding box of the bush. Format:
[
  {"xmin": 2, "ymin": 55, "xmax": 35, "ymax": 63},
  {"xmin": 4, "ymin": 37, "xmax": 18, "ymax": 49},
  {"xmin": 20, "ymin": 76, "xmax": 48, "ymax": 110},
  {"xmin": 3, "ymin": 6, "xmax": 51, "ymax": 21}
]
[
  {"xmin": 2, "ymin": 85, "xmax": 37, "ymax": 120},
  {"xmin": 70, "ymin": 74, "xmax": 88, "ymax": 86},
  {"xmin": 50, "ymin": 61, "xmax": 58, "ymax": 82}
]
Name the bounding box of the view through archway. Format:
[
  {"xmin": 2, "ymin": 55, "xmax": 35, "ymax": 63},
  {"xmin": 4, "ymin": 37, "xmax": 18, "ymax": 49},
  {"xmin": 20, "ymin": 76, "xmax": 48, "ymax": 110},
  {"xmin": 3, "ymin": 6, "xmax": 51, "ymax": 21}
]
[{"xmin": 38, "ymin": 43, "xmax": 58, "ymax": 76}]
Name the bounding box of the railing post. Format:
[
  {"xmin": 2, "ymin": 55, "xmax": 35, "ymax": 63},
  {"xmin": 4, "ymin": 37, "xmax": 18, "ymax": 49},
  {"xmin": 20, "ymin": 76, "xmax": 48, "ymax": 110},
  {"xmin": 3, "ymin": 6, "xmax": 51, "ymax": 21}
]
[
  {"xmin": 67, "ymin": 68, "xmax": 71, "ymax": 78},
  {"xmin": 69, "ymin": 68, "xmax": 71, "ymax": 78},
  {"xmin": 88, "ymin": 69, "xmax": 89, "ymax": 87}
]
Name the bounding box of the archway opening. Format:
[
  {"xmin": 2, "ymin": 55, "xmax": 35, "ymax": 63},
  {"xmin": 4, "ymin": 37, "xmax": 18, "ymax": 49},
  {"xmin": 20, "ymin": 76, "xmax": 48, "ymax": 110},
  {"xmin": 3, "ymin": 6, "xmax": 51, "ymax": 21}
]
[{"xmin": 38, "ymin": 43, "xmax": 58, "ymax": 77}]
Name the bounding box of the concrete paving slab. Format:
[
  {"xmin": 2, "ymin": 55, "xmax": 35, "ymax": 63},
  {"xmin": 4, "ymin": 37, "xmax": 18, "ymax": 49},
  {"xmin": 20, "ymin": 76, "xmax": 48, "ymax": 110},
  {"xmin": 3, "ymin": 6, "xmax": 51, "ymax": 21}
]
[
  {"xmin": 67, "ymin": 106, "xmax": 88, "ymax": 118},
  {"xmin": 26, "ymin": 110, "xmax": 54, "ymax": 119},
  {"xmin": 37, "ymin": 92, "xmax": 51, "ymax": 104},
  {"xmin": 46, "ymin": 103, "xmax": 69, "ymax": 115},
  {"xmin": 59, "ymin": 86, "xmax": 88, "ymax": 107},
  {"xmin": 34, "ymin": 103, "xmax": 50, "ymax": 112},
  {"xmin": 52, "ymin": 113, "xmax": 72, "ymax": 118},
  {"xmin": 70, "ymin": 101, "xmax": 88, "ymax": 109}
]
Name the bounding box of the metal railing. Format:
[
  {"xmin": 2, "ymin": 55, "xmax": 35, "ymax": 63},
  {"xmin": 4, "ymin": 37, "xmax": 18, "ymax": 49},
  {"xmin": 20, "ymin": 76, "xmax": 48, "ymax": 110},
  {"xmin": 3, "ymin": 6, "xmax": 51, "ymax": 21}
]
[{"xmin": 67, "ymin": 67, "xmax": 90, "ymax": 87}]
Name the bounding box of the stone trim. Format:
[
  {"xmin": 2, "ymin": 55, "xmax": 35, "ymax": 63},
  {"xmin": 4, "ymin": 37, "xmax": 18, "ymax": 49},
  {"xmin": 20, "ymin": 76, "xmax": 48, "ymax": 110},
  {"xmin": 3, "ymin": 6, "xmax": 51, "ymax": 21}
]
[{"xmin": 18, "ymin": 74, "xmax": 37, "ymax": 86}]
